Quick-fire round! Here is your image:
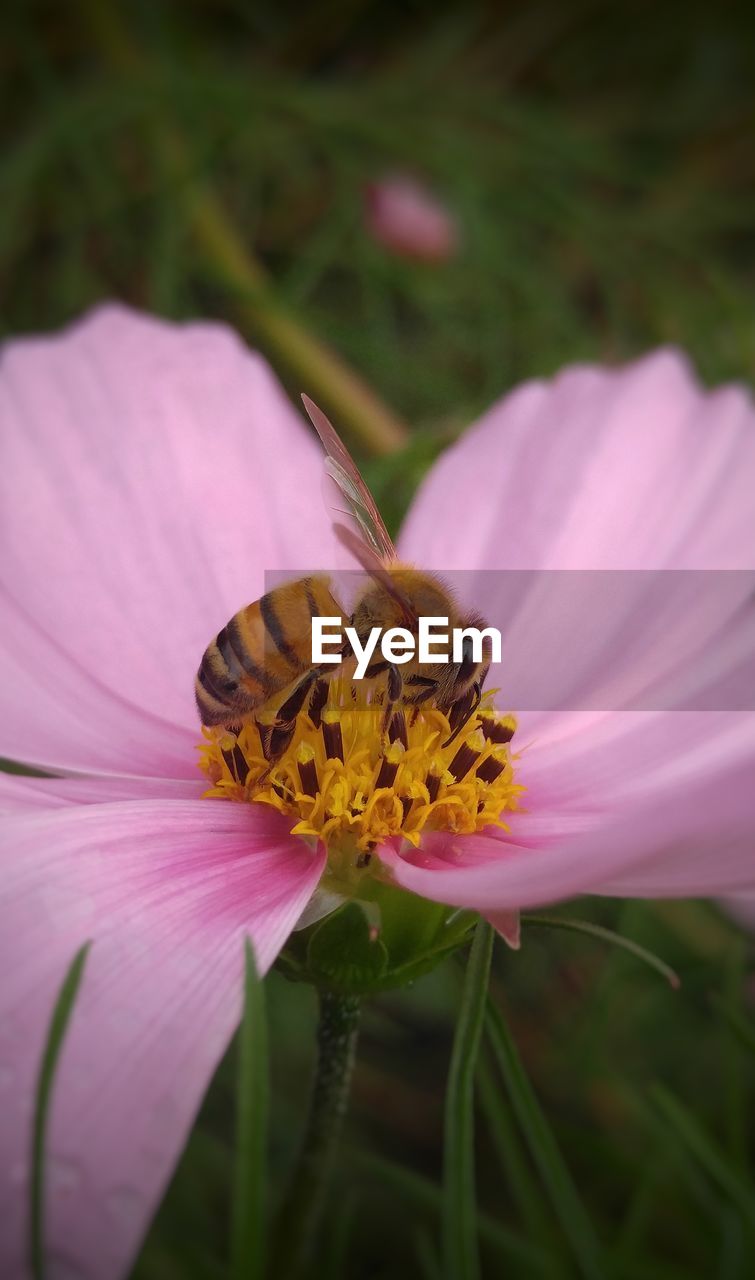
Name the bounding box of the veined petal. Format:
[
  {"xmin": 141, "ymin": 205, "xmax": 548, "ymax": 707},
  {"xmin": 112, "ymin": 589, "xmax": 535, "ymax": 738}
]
[
  {"xmin": 456, "ymin": 566, "xmax": 755, "ymax": 738},
  {"xmin": 396, "ymin": 350, "xmax": 755, "ymax": 903},
  {"xmin": 0, "ymin": 587, "xmax": 198, "ymax": 779},
  {"xmin": 0, "ymin": 799, "xmax": 324, "ymax": 1280},
  {"xmin": 399, "ymin": 349, "xmax": 755, "ymax": 572},
  {"xmin": 0, "ymin": 304, "xmax": 345, "ymax": 776}
]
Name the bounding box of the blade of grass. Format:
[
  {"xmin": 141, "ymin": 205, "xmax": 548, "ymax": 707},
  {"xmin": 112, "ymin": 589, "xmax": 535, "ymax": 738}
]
[
  {"xmin": 230, "ymin": 939, "xmax": 269, "ymax": 1280},
  {"xmin": 712, "ymin": 993, "xmax": 755, "ymax": 1057},
  {"xmin": 522, "ymin": 914, "xmax": 680, "ymax": 989},
  {"xmin": 352, "ymin": 1150, "xmax": 551, "ymax": 1271},
  {"xmin": 415, "ymin": 1226, "xmax": 442, "ymax": 1280},
  {"xmin": 486, "ymin": 997, "xmax": 604, "ymax": 1280},
  {"xmin": 721, "ymin": 938, "xmax": 749, "ymax": 1172},
  {"xmin": 30, "ymin": 941, "xmax": 91, "ymax": 1280},
  {"xmin": 613, "ymin": 1140, "xmax": 674, "ymax": 1259},
  {"xmin": 319, "ymin": 1190, "xmax": 357, "ymax": 1280},
  {"xmin": 649, "ymin": 1085, "xmax": 755, "ymax": 1227},
  {"xmin": 477, "ymin": 1060, "xmax": 564, "ymax": 1275},
  {"xmin": 443, "ymin": 919, "xmax": 494, "ymax": 1280}
]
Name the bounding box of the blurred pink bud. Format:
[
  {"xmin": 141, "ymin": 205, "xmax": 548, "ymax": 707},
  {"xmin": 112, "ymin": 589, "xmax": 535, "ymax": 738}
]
[{"xmin": 364, "ymin": 174, "xmax": 459, "ymax": 262}]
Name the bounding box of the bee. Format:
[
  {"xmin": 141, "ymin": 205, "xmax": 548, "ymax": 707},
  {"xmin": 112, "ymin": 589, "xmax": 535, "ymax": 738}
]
[{"xmin": 195, "ymin": 395, "xmax": 492, "ymax": 765}]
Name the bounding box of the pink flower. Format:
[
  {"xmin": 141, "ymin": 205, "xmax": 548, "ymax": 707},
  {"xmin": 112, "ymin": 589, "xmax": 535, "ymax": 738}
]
[
  {"xmin": 363, "ymin": 173, "xmax": 459, "ymax": 261},
  {"xmin": 2, "ymin": 305, "xmax": 754, "ymax": 1278}
]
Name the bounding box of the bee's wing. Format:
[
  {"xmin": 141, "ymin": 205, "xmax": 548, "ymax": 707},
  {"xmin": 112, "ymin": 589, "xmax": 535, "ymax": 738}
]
[
  {"xmin": 301, "ymin": 394, "xmax": 398, "ymax": 564},
  {"xmin": 333, "ymin": 522, "xmax": 417, "ymax": 627},
  {"xmin": 301, "ymin": 395, "xmax": 418, "ymax": 627}
]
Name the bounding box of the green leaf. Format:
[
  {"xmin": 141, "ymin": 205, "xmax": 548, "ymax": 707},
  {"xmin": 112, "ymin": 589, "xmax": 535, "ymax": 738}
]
[
  {"xmin": 522, "ymin": 913, "xmax": 680, "ymax": 988},
  {"xmin": 443, "ymin": 919, "xmax": 494, "ymax": 1280},
  {"xmin": 230, "ymin": 939, "xmax": 269, "ymax": 1280},
  {"xmin": 649, "ymin": 1085, "xmax": 755, "ymax": 1227},
  {"xmin": 30, "ymin": 941, "xmax": 91, "ymax": 1280},
  {"xmin": 486, "ymin": 997, "xmax": 604, "ymax": 1280}
]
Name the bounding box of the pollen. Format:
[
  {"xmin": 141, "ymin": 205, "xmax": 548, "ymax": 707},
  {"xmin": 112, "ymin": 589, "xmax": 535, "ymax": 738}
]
[{"xmin": 197, "ymin": 679, "xmax": 522, "ymax": 867}]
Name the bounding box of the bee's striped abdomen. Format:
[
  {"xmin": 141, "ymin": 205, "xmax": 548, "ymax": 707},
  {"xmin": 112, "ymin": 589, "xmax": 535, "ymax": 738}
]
[{"xmin": 195, "ymin": 575, "xmax": 345, "ymax": 729}]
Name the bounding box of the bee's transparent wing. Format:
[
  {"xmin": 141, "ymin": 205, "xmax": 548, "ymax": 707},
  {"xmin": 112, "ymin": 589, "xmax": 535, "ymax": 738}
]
[
  {"xmin": 302, "ymin": 393, "xmax": 398, "ymax": 564},
  {"xmin": 332, "ymin": 521, "xmax": 417, "ymax": 626},
  {"xmin": 302, "ymin": 394, "xmax": 418, "ymax": 626}
]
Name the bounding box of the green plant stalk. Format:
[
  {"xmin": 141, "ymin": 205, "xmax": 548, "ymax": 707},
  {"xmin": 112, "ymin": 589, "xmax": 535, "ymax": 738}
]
[
  {"xmin": 230, "ymin": 940, "xmax": 268, "ymax": 1280},
  {"xmin": 80, "ymin": 0, "xmax": 408, "ymax": 456},
  {"xmin": 274, "ymin": 991, "xmax": 361, "ymax": 1277},
  {"xmin": 443, "ymin": 919, "xmax": 494, "ymax": 1280},
  {"xmin": 521, "ymin": 913, "xmax": 680, "ymax": 988},
  {"xmin": 187, "ymin": 186, "xmax": 408, "ymax": 453},
  {"xmin": 31, "ymin": 942, "xmax": 91, "ymax": 1280}
]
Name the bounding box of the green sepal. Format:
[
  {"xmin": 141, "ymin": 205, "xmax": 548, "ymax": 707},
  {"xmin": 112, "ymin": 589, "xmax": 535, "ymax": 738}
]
[
  {"xmin": 308, "ymin": 903, "xmax": 389, "ymax": 990},
  {"xmin": 276, "ymin": 881, "xmax": 477, "ymax": 995}
]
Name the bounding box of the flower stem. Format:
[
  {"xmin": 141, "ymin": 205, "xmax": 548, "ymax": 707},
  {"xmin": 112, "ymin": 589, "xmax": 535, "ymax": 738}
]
[{"xmin": 274, "ymin": 991, "xmax": 361, "ymax": 1277}]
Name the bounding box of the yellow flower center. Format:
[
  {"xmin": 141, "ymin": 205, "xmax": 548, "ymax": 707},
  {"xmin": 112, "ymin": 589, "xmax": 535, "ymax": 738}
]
[{"xmin": 197, "ymin": 679, "xmax": 522, "ymax": 880}]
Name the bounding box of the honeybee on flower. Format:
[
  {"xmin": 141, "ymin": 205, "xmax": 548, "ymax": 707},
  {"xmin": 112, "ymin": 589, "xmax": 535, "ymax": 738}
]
[{"xmin": 196, "ymin": 392, "xmax": 513, "ymax": 859}]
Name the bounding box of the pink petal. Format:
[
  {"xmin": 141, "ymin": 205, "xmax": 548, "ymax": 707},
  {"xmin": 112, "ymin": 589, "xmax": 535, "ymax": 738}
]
[
  {"xmin": 446, "ymin": 568, "xmax": 755, "ymax": 736},
  {"xmin": 0, "ymin": 799, "xmax": 324, "ymax": 1280},
  {"xmin": 0, "ymin": 305, "xmax": 344, "ymax": 776},
  {"xmin": 399, "ymin": 350, "xmax": 755, "ymax": 571},
  {"xmin": 486, "ymin": 909, "xmax": 521, "ymax": 949},
  {"xmin": 394, "ymin": 350, "xmax": 755, "ymax": 911},
  {"xmin": 398, "ymin": 352, "xmax": 755, "ymax": 724},
  {"xmin": 0, "ymin": 588, "xmax": 198, "ymax": 779}
]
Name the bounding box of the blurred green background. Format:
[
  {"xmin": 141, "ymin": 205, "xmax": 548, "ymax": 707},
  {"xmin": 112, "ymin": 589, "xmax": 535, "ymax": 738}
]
[{"xmin": 3, "ymin": 1, "xmax": 755, "ymax": 1277}]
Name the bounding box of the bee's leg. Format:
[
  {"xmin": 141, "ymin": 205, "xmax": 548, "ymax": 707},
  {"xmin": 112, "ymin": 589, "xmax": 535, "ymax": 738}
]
[
  {"xmin": 404, "ymin": 675, "xmax": 438, "ymax": 705},
  {"xmin": 259, "ymin": 671, "xmax": 320, "ymax": 765},
  {"xmin": 260, "ymin": 662, "xmax": 339, "ymax": 767},
  {"xmin": 379, "ymin": 663, "xmax": 403, "ymax": 740},
  {"xmin": 307, "ymin": 676, "xmax": 329, "ymax": 728},
  {"xmin": 442, "ymin": 681, "xmax": 482, "ymax": 748},
  {"xmin": 384, "ymin": 675, "xmax": 435, "ymax": 745},
  {"xmin": 352, "ymin": 658, "xmax": 402, "ymax": 741}
]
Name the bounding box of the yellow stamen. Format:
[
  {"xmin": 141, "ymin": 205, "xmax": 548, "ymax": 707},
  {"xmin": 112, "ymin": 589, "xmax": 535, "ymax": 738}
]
[{"xmin": 197, "ymin": 680, "xmax": 523, "ymax": 865}]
